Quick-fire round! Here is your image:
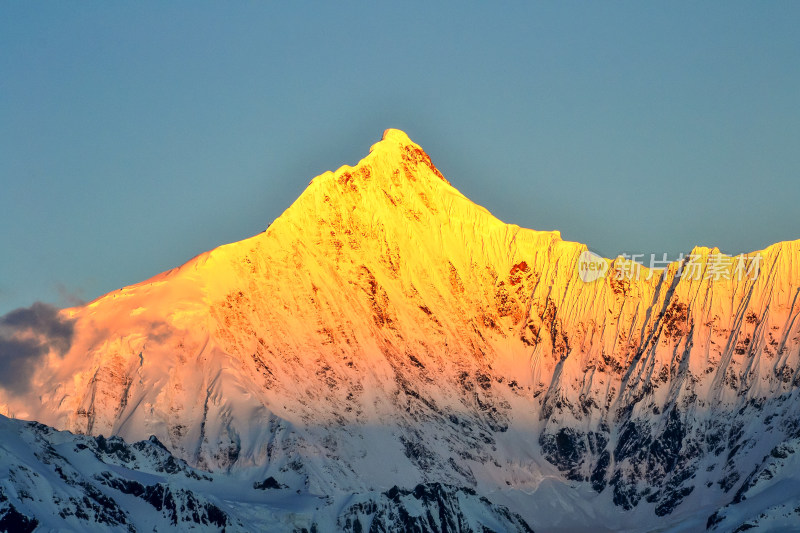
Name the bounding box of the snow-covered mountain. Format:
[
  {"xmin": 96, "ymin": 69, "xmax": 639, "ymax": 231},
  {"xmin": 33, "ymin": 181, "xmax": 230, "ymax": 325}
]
[
  {"xmin": 0, "ymin": 415, "xmax": 530, "ymax": 532},
  {"xmin": 1, "ymin": 129, "xmax": 799, "ymax": 531}
]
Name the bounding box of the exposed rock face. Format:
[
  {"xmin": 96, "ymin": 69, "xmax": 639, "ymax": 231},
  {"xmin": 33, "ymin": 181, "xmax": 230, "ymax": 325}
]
[
  {"xmin": 1, "ymin": 129, "xmax": 798, "ymax": 530},
  {"xmin": 0, "ymin": 416, "xmax": 239, "ymax": 532},
  {"xmin": 0, "ymin": 416, "xmax": 534, "ymax": 532},
  {"xmin": 338, "ymin": 483, "xmax": 534, "ymax": 533}
]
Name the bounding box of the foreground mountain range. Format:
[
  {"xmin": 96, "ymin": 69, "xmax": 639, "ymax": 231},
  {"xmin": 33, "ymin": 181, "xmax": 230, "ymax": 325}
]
[
  {"xmin": 0, "ymin": 415, "xmax": 533, "ymax": 532},
  {"xmin": 1, "ymin": 130, "xmax": 799, "ymax": 531}
]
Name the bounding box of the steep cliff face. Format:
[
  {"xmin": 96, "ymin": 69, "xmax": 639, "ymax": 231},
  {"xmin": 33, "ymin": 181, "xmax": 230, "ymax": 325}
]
[{"xmin": 2, "ymin": 129, "xmax": 798, "ymax": 530}]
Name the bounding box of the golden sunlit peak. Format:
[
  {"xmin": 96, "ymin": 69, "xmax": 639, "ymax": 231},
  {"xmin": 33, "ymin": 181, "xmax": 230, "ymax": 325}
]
[
  {"xmin": 381, "ymin": 128, "xmax": 412, "ymax": 143},
  {"xmin": 369, "ymin": 128, "xmax": 419, "ymax": 154}
]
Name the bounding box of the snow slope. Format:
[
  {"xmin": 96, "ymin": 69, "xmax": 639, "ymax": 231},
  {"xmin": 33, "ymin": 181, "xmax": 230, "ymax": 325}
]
[
  {"xmin": 0, "ymin": 415, "xmax": 530, "ymax": 532},
  {"xmin": 1, "ymin": 129, "xmax": 799, "ymax": 531}
]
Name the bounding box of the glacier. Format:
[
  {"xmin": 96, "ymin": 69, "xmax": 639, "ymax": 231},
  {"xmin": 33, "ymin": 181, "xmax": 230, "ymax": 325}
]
[{"xmin": 1, "ymin": 129, "xmax": 799, "ymax": 531}]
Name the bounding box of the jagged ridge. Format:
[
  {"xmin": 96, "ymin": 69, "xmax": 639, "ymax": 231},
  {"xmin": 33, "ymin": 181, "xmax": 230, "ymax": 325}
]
[{"xmin": 1, "ymin": 129, "xmax": 798, "ymax": 531}]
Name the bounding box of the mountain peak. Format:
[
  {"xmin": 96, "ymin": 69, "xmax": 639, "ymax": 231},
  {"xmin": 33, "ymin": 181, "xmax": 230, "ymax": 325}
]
[
  {"xmin": 4, "ymin": 128, "xmax": 800, "ymax": 532},
  {"xmin": 303, "ymin": 129, "xmax": 452, "ymax": 204},
  {"xmin": 369, "ymin": 128, "xmax": 418, "ymax": 153}
]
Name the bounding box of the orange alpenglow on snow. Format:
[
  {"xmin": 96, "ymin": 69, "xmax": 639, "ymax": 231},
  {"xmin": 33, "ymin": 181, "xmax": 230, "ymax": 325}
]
[{"xmin": 1, "ymin": 130, "xmax": 798, "ymax": 514}]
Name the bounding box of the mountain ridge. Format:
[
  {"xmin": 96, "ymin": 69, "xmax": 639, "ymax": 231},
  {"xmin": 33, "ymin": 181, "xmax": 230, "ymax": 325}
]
[
  {"xmin": 63, "ymin": 127, "xmax": 797, "ymax": 316},
  {"xmin": 1, "ymin": 129, "xmax": 799, "ymax": 531}
]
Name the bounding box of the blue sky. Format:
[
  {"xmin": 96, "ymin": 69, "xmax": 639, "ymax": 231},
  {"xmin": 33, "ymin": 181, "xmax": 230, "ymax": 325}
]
[{"xmin": 1, "ymin": 2, "xmax": 799, "ymax": 314}]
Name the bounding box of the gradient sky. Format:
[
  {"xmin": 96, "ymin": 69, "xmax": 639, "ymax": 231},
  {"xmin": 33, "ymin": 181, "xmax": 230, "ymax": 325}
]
[{"xmin": 1, "ymin": 2, "xmax": 799, "ymax": 315}]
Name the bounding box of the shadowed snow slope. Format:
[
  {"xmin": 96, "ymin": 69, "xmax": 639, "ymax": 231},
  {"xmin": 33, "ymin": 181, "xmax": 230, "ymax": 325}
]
[{"xmin": 1, "ymin": 129, "xmax": 799, "ymax": 531}]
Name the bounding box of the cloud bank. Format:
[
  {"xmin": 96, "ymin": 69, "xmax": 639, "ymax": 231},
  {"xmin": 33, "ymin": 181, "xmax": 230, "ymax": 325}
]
[{"xmin": 0, "ymin": 302, "xmax": 75, "ymax": 394}]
